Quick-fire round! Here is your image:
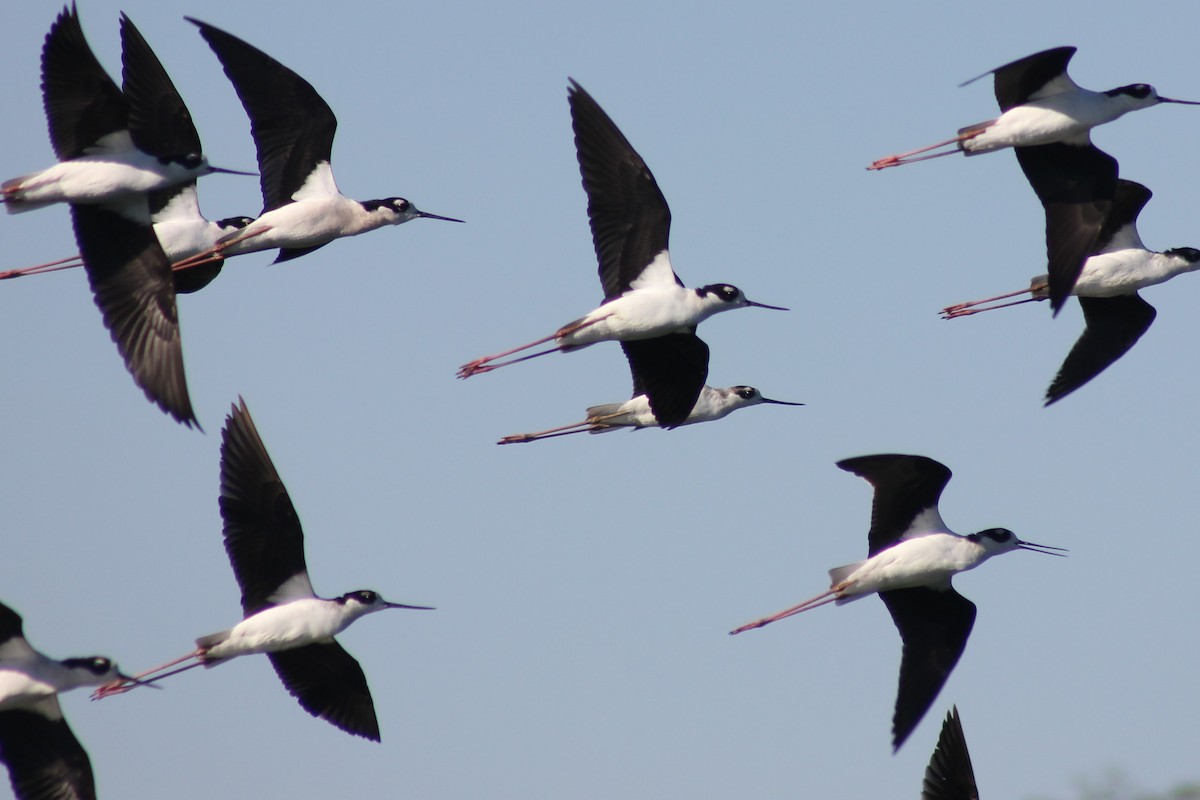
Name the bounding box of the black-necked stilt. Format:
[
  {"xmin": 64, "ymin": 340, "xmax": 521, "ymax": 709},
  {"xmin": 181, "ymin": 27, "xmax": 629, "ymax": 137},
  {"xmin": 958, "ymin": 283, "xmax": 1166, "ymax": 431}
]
[
  {"xmin": 729, "ymin": 454, "xmax": 1064, "ymax": 751},
  {"xmin": 0, "ymin": 600, "xmax": 137, "ymax": 800},
  {"xmin": 94, "ymin": 399, "xmax": 433, "ymax": 741},
  {"xmin": 943, "ymin": 179, "xmax": 1200, "ymax": 405},
  {"xmin": 457, "ymin": 80, "xmax": 785, "ymax": 379},
  {"xmin": 1, "ymin": 182, "xmax": 256, "ymax": 293},
  {"xmin": 1, "ymin": 7, "xmax": 248, "ymax": 214},
  {"xmin": 57, "ymin": 12, "xmax": 233, "ymax": 427},
  {"xmin": 163, "ymin": 18, "xmax": 462, "ymax": 273},
  {"xmin": 868, "ymin": 47, "xmax": 1200, "ymax": 170},
  {"xmin": 498, "ymin": 333, "xmax": 800, "ymax": 443},
  {"xmin": 921, "ymin": 707, "xmax": 979, "ymax": 800}
]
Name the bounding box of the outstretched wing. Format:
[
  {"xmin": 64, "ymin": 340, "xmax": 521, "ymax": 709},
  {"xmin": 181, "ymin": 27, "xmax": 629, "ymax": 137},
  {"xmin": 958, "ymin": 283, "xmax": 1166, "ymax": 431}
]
[{"xmin": 268, "ymin": 642, "xmax": 381, "ymax": 741}]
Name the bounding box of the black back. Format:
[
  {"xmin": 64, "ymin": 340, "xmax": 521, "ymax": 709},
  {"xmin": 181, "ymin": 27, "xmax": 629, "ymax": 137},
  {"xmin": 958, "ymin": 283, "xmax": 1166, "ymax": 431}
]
[
  {"xmin": 881, "ymin": 587, "xmax": 977, "ymax": 752},
  {"xmin": 620, "ymin": 332, "xmax": 709, "ymax": 427},
  {"xmin": 921, "ymin": 707, "xmax": 980, "ymax": 800},
  {"xmin": 0, "ymin": 708, "xmax": 96, "ymax": 800},
  {"xmin": 119, "ymin": 14, "xmax": 202, "ymax": 160},
  {"xmin": 219, "ymin": 399, "xmax": 311, "ymax": 616},
  {"xmin": 40, "ymin": 6, "xmax": 128, "ymax": 161},
  {"xmin": 988, "ymin": 47, "xmax": 1077, "ymax": 111},
  {"xmin": 1014, "ymin": 142, "xmax": 1118, "ymax": 313},
  {"xmin": 188, "ymin": 18, "xmax": 337, "ymax": 213},
  {"xmin": 268, "ymin": 642, "xmax": 380, "ymax": 741},
  {"xmin": 1045, "ymin": 294, "xmax": 1157, "ymax": 406},
  {"xmin": 836, "ymin": 455, "xmax": 953, "ymax": 556},
  {"xmin": 69, "ymin": 203, "xmax": 196, "ymax": 427},
  {"xmin": 569, "ymin": 80, "xmax": 677, "ymax": 300}
]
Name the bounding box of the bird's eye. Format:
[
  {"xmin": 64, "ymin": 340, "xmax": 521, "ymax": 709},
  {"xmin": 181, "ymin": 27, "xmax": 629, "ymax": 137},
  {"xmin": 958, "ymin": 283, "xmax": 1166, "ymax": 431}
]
[
  {"xmin": 356, "ymin": 590, "xmax": 377, "ymax": 603},
  {"xmin": 736, "ymin": 387, "xmax": 754, "ymax": 399},
  {"xmin": 182, "ymin": 153, "xmax": 204, "ymax": 169},
  {"xmin": 720, "ymin": 285, "xmax": 739, "ymax": 300},
  {"xmin": 91, "ymin": 658, "xmax": 112, "ymax": 673}
]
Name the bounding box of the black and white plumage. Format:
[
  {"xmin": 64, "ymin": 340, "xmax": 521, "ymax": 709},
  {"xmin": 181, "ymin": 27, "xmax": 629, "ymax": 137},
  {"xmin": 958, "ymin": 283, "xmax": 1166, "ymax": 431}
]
[
  {"xmin": 498, "ymin": 333, "xmax": 801, "ymax": 443},
  {"xmin": 870, "ymin": 47, "xmax": 1198, "ymax": 310},
  {"xmin": 869, "ymin": 46, "xmax": 1199, "ymax": 170},
  {"xmin": 729, "ymin": 455, "xmax": 1064, "ymax": 751},
  {"xmin": 0, "ymin": 601, "xmax": 133, "ymax": 800},
  {"xmin": 457, "ymin": 80, "xmax": 784, "ymax": 378},
  {"xmin": 0, "ymin": 181, "xmax": 254, "ymax": 292},
  {"xmin": 162, "ymin": 18, "xmax": 460, "ymax": 273},
  {"xmin": 921, "ymin": 707, "xmax": 980, "ymax": 800},
  {"xmin": 943, "ymin": 180, "xmax": 1200, "ymax": 404},
  {"xmin": 95, "ymin": 399, "xmax": 433, "ymax": 741},
  {"xmin": 1, "ymin": 6, "xmax": 242, "ymax": 214},
  {"xmin": 33, "ymin": 10, "xmax": 226, "ymax": 427}
]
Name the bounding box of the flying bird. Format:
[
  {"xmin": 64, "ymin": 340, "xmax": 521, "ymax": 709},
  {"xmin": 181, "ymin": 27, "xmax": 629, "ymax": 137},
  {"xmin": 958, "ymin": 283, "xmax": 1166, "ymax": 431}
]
[
  {"xmin": 868, "ymin": 48, "xmax": 1198, "ymax": 310},
  {"xmin": 458, "ymin": 80, "xmax": 785, "ymax": 379},
  {"xmin": 1, "ymin": 181, "xmax": 256, "ymax": 294},
  {"xmin": 942, "ymin": 180, "xmax": 1200, "ymax": 404},
  {"xmin": 868, "ymin": 47, "xmax": 1199, "ymax": 170},
  {"xmin": 921, "ymin": 707, "xmax": 980, "ymax": 800},
  {"xmin": 1, "ymin": 6, "xmax": 246, "ymax": 214},
  {"xmin": 163, "ymin": 17, "xmax": 462, "ymax": 274},
  {"xmin": 0, "ymin": 600, "xmax": 137, "ymax": 800},
  {"xmin": 10, "ymin": 8, "xmax": 248, "ymax": 426},
  {"xmin": 498, "ymin": 333, "xmax": 800, "ymax": 443},
  {"xmin": 729, "ymin": 454, "xmax": 1064, "ymax": 751},
  {"xmin": 94, "ymin": 399, "xmax": 433, "ymax": 742}
]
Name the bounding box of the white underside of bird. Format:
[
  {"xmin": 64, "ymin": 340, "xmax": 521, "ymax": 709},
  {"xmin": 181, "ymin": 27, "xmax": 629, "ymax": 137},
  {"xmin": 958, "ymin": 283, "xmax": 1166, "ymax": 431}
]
[
  {"xmin": 221, "ymin": 162, "xmax": 391, "ymax": 254},
  {"xmin": 962, "ymin": 84, "xmax": 1142, "ymax": 153},
  {"xmin": 825, "ymin": 509, "xmax": 991, "ymax": 603},
  {"xmin": 587, "ymin": 386, "xmax": 755, "ymax": 431},
  {"xmin": 1058, "ymin": 248, "xmax": 1200, "ymax": 297},
  {"xmin": 557, "ymin": 251, "xmax": 719, "ymax": 347},
  {"xmin": 2, "ymin": 132, "xmax": 199, "ymax": 213},
  {"xmin": 198, "ymin": 600, "xmax": 347, "ymax": 661}
]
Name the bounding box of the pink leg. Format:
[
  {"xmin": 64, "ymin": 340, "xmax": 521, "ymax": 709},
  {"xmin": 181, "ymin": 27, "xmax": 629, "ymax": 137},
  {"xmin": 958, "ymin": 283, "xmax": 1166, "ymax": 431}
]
[
  {"xmin": 91, "ymin": 649, "xmax": 203, "ymax": 699},
  {"xmin": 169, "ymin": 227, "xmax": 271, "ymax": 272},
  {"xmin": 728, "ymin": 586, "xmax": 844, "ymax": 635},
  {"xmin": 497, "ymin": 420, "xmax": 590, "ymax": 444},
  {"xmin": 458, "ymin": 315, "xmax": 610, "ymax": 378},
  {"xmin": 867, "ymin": 127, "xmax": 990, "ymax": 171},
  {"xmin": 0, "ymin": 254, "xmax": 84, "ymax": 280},
  {"xmin": 942, "ymin": 295, "xmax": 1043, "ymax": 319}
]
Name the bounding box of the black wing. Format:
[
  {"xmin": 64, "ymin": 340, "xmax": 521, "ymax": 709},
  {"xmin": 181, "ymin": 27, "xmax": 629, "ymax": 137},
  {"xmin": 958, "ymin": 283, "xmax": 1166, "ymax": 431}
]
[
  {"xmin": 119, "ymin": 14, "xmax": 202, "ymax": 160},
  {"xmin": 268, "ymin": 642, "xmax": 381, "ymax": 741},
  {"xmin": 620, "ymin": 332, "xmax": 709, "ymax": 428},
  {"xmin": 569, "ymin": 80, "xmax": 676, "ymax": 300},
  {"xmin": 921, "ymin": 707, "xmax": 980, "ymax": 800},
  {"xmin": 881, "ymin": 587, "xmax": 977, "ymax": 752},
  {"xmin": 40, "ymin": 6, "xmax": 128, "ymax": 161},
  {"xmin": 836, "ymin": 455, "xmax": 953, "ymax": 556},
  {"xmin": 1045, "ymin": 294, "xmax": 1156, "ymax": 406},
  {"xmin": 274, "ymin": 243, "xmax": 329, "ymax": 264},
  {"xmin": 219, "ymin": 399, "xmax": 311, "ymax": 615},
  {"xmin": 985, "ymin": 47, "xmax": 1077, "ymax": 111},
  {"xmin": 1014, "ymin": 142, "xmax": 1118, "ymax": 313},
  {"xmin": 0, "ymin": 602, "xmax": 23, "ymax": 646},
  {"xmin": 188, "ymin": 18, "xmax": 337, "ymax": 213},
  {"xmin": 69, "ymin": 203, "xmax": 196, "ymax": 427},
  {"xmin": 0, "ymin": 706, "xmax": 96, "ymax": 800},
  {"xmin": 1093, "ymin": 180, "xmax": 1152, "ymax": 253}
]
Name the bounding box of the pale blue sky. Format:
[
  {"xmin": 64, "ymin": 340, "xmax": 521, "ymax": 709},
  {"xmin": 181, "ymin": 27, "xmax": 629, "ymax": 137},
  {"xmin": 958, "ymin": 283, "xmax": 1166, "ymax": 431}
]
[{"xmin": 2, "ymin": 1, "xmax": 1198, "ymax": 798}]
